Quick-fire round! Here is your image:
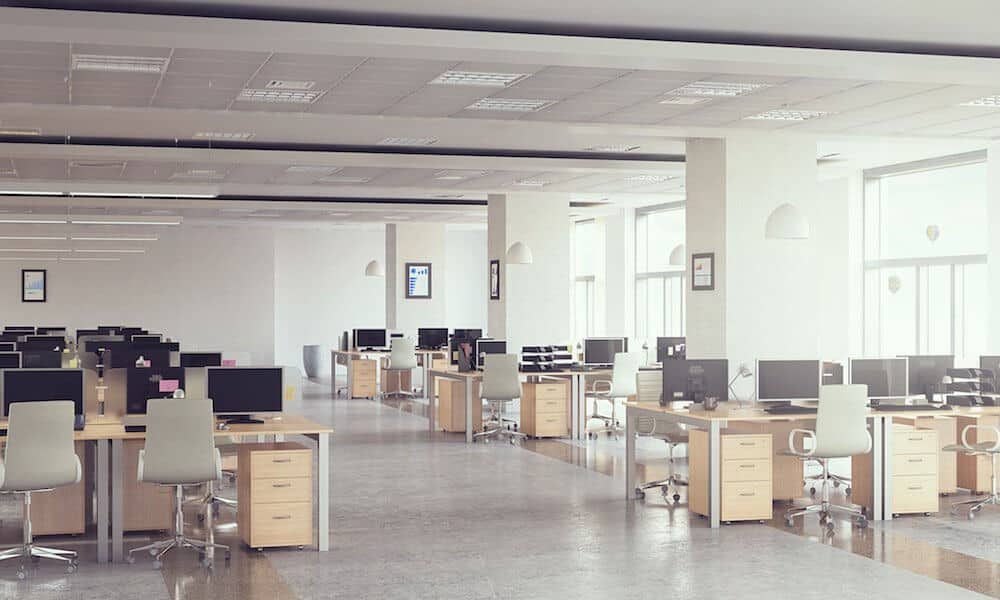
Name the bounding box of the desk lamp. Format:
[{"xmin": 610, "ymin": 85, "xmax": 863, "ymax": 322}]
[{"xmin": 728, "ymin": 363, "xmax": 754, "ymax": 408}]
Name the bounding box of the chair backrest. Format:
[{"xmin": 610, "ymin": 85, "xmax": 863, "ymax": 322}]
[
  {"xmin": 481, "ymin": 354, "xmax": 521, "ymax": 401},
  {"xmin": 2, "ymin": 401, "xmax": 80, "ymax": 492},
  {"xmin": 389, "ymin": 337, "xmax": 417, "ymax": 370},
  {"xmin": 142, "ymin": 397, "xmax": 219, "ymax": 485},
  {"xmin": 813, "ymin": 384, "xmax": 871, "ymax": 458},
  {"xmin": 610, "ymin": 353, "xmax": 640, "ymax": 397}
]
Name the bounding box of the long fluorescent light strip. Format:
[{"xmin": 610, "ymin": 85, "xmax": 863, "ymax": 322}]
[
  {"xmin": 70, "ymin": 219, "xmax": 180, "ymax": 226},
  {"xmin": 666, "ymin": 81, "xmax": 771, "ymax": 97},
  {"xmin": 0, "ymin": 219, "xmax": 67, "ymax": 224},
  {"xmin": 0, "ymin": 257, "xmax": 56, "ymax": 262},
  {"xmin": 60, "ymin": 257, "xmax": 121, "ymax": 262},
  {"xmin": 466, "ymin": 98, "xmax": 555, "ymax": 112},
  {"xmin": 0, "ymin": 236, "xmax": 67, "ymax": 241},
  {"xmin": 430, "ymin": 71, "xmax": 529, "ymax": 87},
  {"xmin": 73, "ymin": 248, "xmax": 145, "ymax": 254},
  {"xmin": 960, "ymin": 96, "xmax": 1000, "ymax": 107},
  {"xmin": 744, "ymin": 109, "xmax": 831, "ymax": 121},
  {"xmin": 69, "ymin": 192, "xmax": 216, "ymax": 199},
  {"xmin": 0, "ymin": 248, "xmax": 70, "ymax": 253},
  {"xmin": 237, "ymin": 89, "xmax": 325, "ymax": 104},
  {"xmin": 71, "ymin": 54, "xmax": 169, "ymax": 74},
  {"xmin": 71, "ymin": 236, "xmax": 158, "ymax": 242},
  {"xmin": 0, "ymin": 191, "xmax": 63, "ymax": 196}
]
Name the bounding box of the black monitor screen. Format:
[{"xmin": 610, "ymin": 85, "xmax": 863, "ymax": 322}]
[
  {"xmin": 583, "ymin": 338, "xmax": 627, "ymax": 366},
  {"xmin": 20, "ymin": 336, "xmax": 66, "ymax": 351},
  {"xmin": 657, "ymin": 337, "xmax": 686, "ymax": 362},
  {"xmin": 4, "ymin": 327, "xmax": 34, "ymax": 334},
  {"xmin": 180, "ymin": 352, "xmax": 223, "ymax": 368},
  {"xmin": 982, "ymin": 356, "xmax": 1000, "ymax": 378},
  {"xmin": 417, "ymin": 328, "xmax": 449, "ymax": 350},
  {"xmin": 662, "ymin": 359, "xmax": 728, "ymax": 404},
  {"xmin": 130, "ymin": 334, "xmax": 162, "ymax": 344},
  {"xmin": 474, "ymin": 340, "xmax": 507, "ymax": 369},
  {"xmin": 126, "ymin": 367, "xmax": 186, "ymax": 415},
  {"xmin": 850, "ymin": 358, "xmax": 907, "ymax": 398},
  {"xmin": 37, "ymin": 327, "xmax": 66, "ymax": 336},
  {"xmin": 0, "ymin": 334, "xmax": 17, "ymax": 343},
  {"xmin": 110, "ymin": 346, "xmax": 171, "ymax": 369},
  {"xmin": 208, "ymin": 368, "xmax": 283, "ymax": 414},
  {"xmin": 97, "ymin": 326, "xmax": 120, "ymax": 334},
  {"xmin": 823, "ymin": 361, "xmax": 845, "ymax": 385},
  {"xmin": 20, "ymin": 351, "xmax": 62, "ymax": 369},
  {"xmin": 904, "ymin": 355, "xmax": 954, "ymax": 400},
  {"xmin": 0, "ymin": 343, "xmax": 14, "ymax": 352},
  {"xmin": 0, "ymin": 353, "xmax": 20, "ymax": 368},
  {"xmin": 757, "ymin": 360, "xmax": 821, "ymax": 401},
  {"xmin": 453, "ymin": 329, "xmax": 482, "ymax": 341},
  {"xmin": 3, "ymin": 369, "xmax": 84, "ymax": 415},
  {"xmin": 75, "ymin": 329, "xmax": 102, "ymax": 341},
  {"xmin": 354, "ymin": 329, "xmax": 387, "ymax": 349}
]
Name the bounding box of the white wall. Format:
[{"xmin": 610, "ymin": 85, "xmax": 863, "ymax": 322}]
[
  {"xmin": 0, "ymin": 224, "xmax": 276, "ymax": 363},
  {"xmin": 385, "ymin": 223, "xmax": 448, "ymax": 337},
  {"xmin": 445, "ymin": 227, "xmax": 488, "ymax": 332},
  {"xmin": 273, "ymin": 226, "xmax": 385, "ymax": 370},
  {"xmin": 815, "ymin": 177, "xmax": 851, "ymax": 360},
  {"xmin": 603, "ymin": 210, "xmax": 635, "ymax": 339}
]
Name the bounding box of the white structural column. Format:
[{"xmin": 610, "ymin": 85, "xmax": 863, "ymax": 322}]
[
  {"xmin": 487, "ymin": 193, "xmax": 572, "ymax": 352},
  {"xmin": 602, "ymin": 210, "xmax": 635, "ymax": 338},
  {"xmin": 385, "ymin": 223, "xmax": 448, "ymax": 336},
  {"xmin": 685, "ymin": 135, "xmax": 820, "ymax": 386},
  {"xmin": 988, "ymin": 146, "xmax": 1000, "ymax": 348}
]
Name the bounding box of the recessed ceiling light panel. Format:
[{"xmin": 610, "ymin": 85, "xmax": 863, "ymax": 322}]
[
  {"xmin": 585, "ymin": 145, "xmax": 641, "ymax": 153},
  {"xmin": 316, "ymin": 175, "xmax": 371, "ymax": 184},
  {"xmin": 0, "ymin": 128, "xmax": 41, "ymax": 136},
  {"xmin": 625, "ymin": 174, "xmax": 675, "ymax": 183},
  {"xmin": 265, "ymin": 80, "xmax": 316, "ymax": 90},
  {"xmin": 465, "ymin": 98, "xmax": 555, "ymax": 112},
  {"xmin": 237, "ymin": 89, "xmax": 325, "ymax": 104},
  {"xmin": 71, "ymin": 54, "xmax": 169, "ymax": 74},
  {"xmin": 659, "ymin": 96, "xmax": 709, "ymax": 105},
  {"xmin": 960, "ymin": 96, "xmax": 1000, "ymax": 107},
  {"xmin": 430, "ymin": 71, "xmax": 529, "ymax": 87},
  {"xmin": 435, "ymin": 170, "xmax": 488, "ymax": 181},
  {"xmin": 284, "ymin": 166, "xmax": 339, "ymax": 175},
  {"xmin": 193, "ymin": 131, "xmax": 254, "ymax": 141},
  {"xmin": 666, "ymin": 81, "xmax": 770, "ymax": 97},
  {"xmin": 513, "ymin": 180, "xmax": 548, "ymax": 187},
  {"xmin": 377, "ymin": 137, "xmax": 438, "ymax": 146},
  {"xmin": 744, "ymin": 109, "xmax": 831, "ymax": 121}
]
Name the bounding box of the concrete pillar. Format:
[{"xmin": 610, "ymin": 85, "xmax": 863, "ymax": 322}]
[
  {"xmin": 384, "ymin": 223, "xmax": 448, "ymax": 337},
  {"xmin": 487, "ymin": 193, "xmax": 571, "ymax": 352},
  {"xmin": 988, "ymin": 146, "xmax": 1000, "ymax": 350}
]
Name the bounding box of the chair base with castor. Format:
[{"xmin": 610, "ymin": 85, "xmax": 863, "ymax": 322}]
[
  {"xmin": 784, "ymin": 460, "xmax": 868, "ymax": 532},
  {"xmin": 635, "ymin": 441, "xmax": 688, "ymax": 503},
  {"xmin": 586, "ymin": 397, "xmax": 624, "ymax": 439},
  {"xmin": 950, "ymin": 452, "xmax": 1000, "ymax": 520},
  {"xmin": 806, "ymin": 471, "xmax": 851, "ymax": 497},
  {"xmin": 0, "ymin": 491, "xmax": 78, "ymax": 579},
  {"xmin": 128, "ymin": 485, "xmax": 231, "ymax": 570},
  {"xmin": 474, "ymin": 400, "xmax": 526, "ymax": 444},
  {"xmin": 382, "ymin": 369, "xmax": 416, "ymax": 401}
]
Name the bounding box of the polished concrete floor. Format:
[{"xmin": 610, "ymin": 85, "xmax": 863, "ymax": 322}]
[{"xmin": 0, "ymin": 380, "xmax": 997, "ymax": 598}]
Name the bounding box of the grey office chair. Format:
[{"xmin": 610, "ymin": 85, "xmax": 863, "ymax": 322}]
[
  {"xmin": 127, "ymin": 397, "xmax": 231, "ymax": 570},
  {"xmin": 781, "ymin": 384, "xmax": 871, "ymax": 532},
  {"xmin": 474, "ymin": 353, "xmax": 526, "ymax": 444},
  {"xmin": 0, "ymin": 401, "xmax": 81, "ymax": 579},
  {"xmin": 586, "ymin": 352, "xmax": 640, "ymax": 439},
  {"xmin": 634, "ymin": 416, "xmax": 689, "ymax": 503},
  {"xmin": 384, "ymin": 337, "xmax": 417, "ymax": 400},
  {"xmin": 945, "ymin": 424, "xmax": 1000, "ymax": 519}
]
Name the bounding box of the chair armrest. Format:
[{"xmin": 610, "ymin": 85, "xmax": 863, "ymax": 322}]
[
  {"xmin": 214, "ymin": 448, "xmax": 223, "ymax": 481},
  {"xmin": 137, "ymin": 449, "xmax": 145, "ymax": 483},
  {"xmin": 589, "ymin": 380, "xmax": 613, "ymax": 395},
  {"xmin": 865, "ymin": 430, "xmax": 873, "ymax": 455},
  {"xmin": 962, "ymin": 424, "xmax": 1000, "ymax": 452},
  {"xmin": 787, "ymin": 428, "xmax": 816, "ymax": 456}
]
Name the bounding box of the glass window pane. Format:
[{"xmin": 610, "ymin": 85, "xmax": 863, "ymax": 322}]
[
  {"xmin": 922, "ymin": 265, "xmax": 952, "ymax": 354},
  {"xmin": 574, "ymin": 280, "xmax": 589, "ymax": 340},
  {"xmin": 960, "ymin": 263, "xmax": 987, "ymax": 365},
  {"xmin": 879, "ymin": 267, "xmax": 917, "ymax": 356},
  {"xmin": 574, "ymin": 221, "xmax": 596, "ymax": 276},
  {"xmin": 648, "ymin": 277, "xmax": 665, "ymax": 341},
  {"xmin": 863, "ymin": 269, "xmax": 880, "ymax": 355},
  {"xmin": 644, "ymin": 209, "xmax": 686, "ymax": 272},
  {"xmin": 635, "ymin": 279, "xmax": 647, "ymax": 343},
  {"xmin": 635, "ymin": 214, "xmax": 648, "ymax": 273}
]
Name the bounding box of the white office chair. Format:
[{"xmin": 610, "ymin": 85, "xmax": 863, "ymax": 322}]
[
  {"xmin": 384, "ymin": 337, "xmax": 417, "ymax": 400},
  {"xmin": 634, "ymin": 416, "xmax": 689, "ymax": 503},
  {"xmin": 127, "ymin": 397, "xmax": 231, "ymax": 570},
  {"xmin": 474, "ymin": 354, "xmax": 526, "ymax": 444},
  {"xmin": 781, "ymin": 384, "xmax": 871, "ymax": 532},
  {"xmin": 945, "ymin": 424, "xmax": 1000, "ymax": 519},
  {"xmin": 586, "ymin": 352, "xmax": 640, "ymax": 439},
  {"xmin": 0, "ymin": 401, "xmax": 81, "ymax": 579}
]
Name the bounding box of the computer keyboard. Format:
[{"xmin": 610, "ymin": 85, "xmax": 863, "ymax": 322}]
[
  {"xmin": 874, "ymin": 404, "xmax": 952, "ymax": 412},
  {"xmin": 763, "ymin": 405, "xmax": 817, "ymax": 415},
  {"xmin": 124, "ymin": 425, "xmax": 147, "ymax": 433}
]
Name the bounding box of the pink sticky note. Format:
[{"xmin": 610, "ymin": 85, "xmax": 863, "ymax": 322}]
[
  {"xmin": 159, "ymin": 379, "xmax": 179, "ymax": 393},
  {"xmin": 142, "ymin": 359, "xmax": 151, "ymax": 368},
  {"xmin": 222, "ymin": 359, "xmax": 237, "ymax": 367}
]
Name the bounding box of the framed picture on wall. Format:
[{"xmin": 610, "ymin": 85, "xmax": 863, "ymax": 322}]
[
  {"xmin": 691, "ymin": 253, "xmax": 715, "ymax": 291},
  {"xmin": 405, "ymin": 262, "xmax": 432, "ymax": 299},
  {"xmin": 21, "ymin": 269, "xmax": 47, "ymax": 303},
  {"xmin": 489, "ymin": 259, "xmax": 501, "ymax": 300}
]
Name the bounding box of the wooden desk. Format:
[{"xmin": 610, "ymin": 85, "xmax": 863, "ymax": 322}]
[{"xmin": 332, "ymin": 348, "xmax": 446, "ymax": 400}]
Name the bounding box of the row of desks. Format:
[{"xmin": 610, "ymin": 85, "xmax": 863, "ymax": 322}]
[
  {"xmin": 15, "ymin": 414, "xmax": 333, "ymax": 563},
  {"xmin": 624, "ymin": 402, "xmax": 998, "ymax": 529}
]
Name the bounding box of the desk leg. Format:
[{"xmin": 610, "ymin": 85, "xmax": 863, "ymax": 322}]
[
  {"xmin": 880, "ymin": 417, "xmax": 892, "ymax": 521},
  {"xmin": 111, "ymin": 438, "xmax": 124, "ymax": 562},
  {"xmin": 570, "ymin": 376, "xmax": 580, "ymax": 441},
  {"xmin": 465, "ymin": 379, "xmax": 474, "ymax": 444},
  {"xmin": 331, "ymin": 352, "xmax": 337, "ymax": 398},
  {"xmin": 427, "ymin": 372, "xmax": 437, "ymax": 433},
  {"xmin": 421, "ymin": 358, "xmax": 430, "ymax": 399},
  {"xmin": 96, "ymin": 439, "xmax": 109, "ymax": 563},
  {"xmin": 625, "ymin": 407, "xmax": 637, "ymax": 499},
  {"xmin": 345, "ymin": 356, "xmax": 353, "ymax": 399},
  {"xmin": 318, "ymin": 432, "xmax": 330, "ymax": 551},
  {"xmin": 709, "ymin": 420, "xmax": 721, "ymax": 529}
]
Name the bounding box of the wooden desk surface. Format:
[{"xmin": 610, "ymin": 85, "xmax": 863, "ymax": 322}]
[
  {"xmin": 0, "ymin": 414, "xmax": 333, "ymax": 441},
  {"xmin": 428, "ymin": 367, "xmax": 612, "ymax": 379},
  {"xmin": 624, "ymin": 401, "xmax": 993, "ymax": 423}
]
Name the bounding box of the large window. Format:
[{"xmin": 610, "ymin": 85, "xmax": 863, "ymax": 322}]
[
  {"xmin": 635, "ymin": 204, "xmax": 686, "ymax": 345},
  {"xmin": 573, "ymin": 220, "xmax": 597, "ymax": 340},
  {"xmin": 863, "ymin": 156, "xmax": 987, "ymax": 364}
]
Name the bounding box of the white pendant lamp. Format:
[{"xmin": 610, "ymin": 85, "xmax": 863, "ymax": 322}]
[
  {"xmin": 505, "ymin": 241, "xmax": 533, "ymax": 264},
  {"xmin": 364, "ymin": 259, "xmax": 385, "ymax": 277},
  {"xmin": 764, "ymin": 203, "xmax": 810, "ymax": 239},
  {"xmin": 668, "ymin": 243, "xmax": 686, "ymax": 266}
]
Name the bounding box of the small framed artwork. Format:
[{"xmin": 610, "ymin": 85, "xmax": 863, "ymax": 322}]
[
  {"xmin": 489, "ymin": 259, "xmax": 501, "ymax": 300},
  {"xmin": 405, "ymin": 262, "xmax": 432, "ymax": 299},
  {"xmin": 691, "ymin": 253, "xmax": 715, "ymax": 291},
  {"xmin": 22, "ymin": 269, "xmax": 47, "ymax": 303}
]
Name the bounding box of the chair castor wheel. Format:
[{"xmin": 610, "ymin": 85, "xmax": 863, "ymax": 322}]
[
  {"xmin": 152, "ymin": 560, "xmax": 163, "ymax": 570},
  {"xmin": 833, "ymin": 480, "xmax": 841, "ymax": 488},
  {"xmin": 16, "ymin": 566, "xmax": 26, "ymax": 580},
  {"xmin": 856, "ymin": 517, "xmax": 868, "ymax": 529},
  {"xmin": 634, "ymin": 488, "xmax": 645, "ymax": 499},
  {"xmin": 845, "ymin": 487, "xmax": 852, "ymax": 496},
  {"xmin": 809, "ymin": 487, "xmax": 817, "ymax": 496},
  {"xmin": 126, "ymin": 556, "xmax": 135, "ymax": 564},
  {"xmin": 785, "ymin": 518, "xmax": 794, "ymax": 527},
  {"xmin": 673, "ymin": 494, "xmax": 682, "ymax": 502},
  {"xmin": 66, "ymin": 562, "xmax": 77, "ymax": 574}
]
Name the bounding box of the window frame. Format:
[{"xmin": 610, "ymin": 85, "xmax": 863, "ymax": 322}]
[{"xmin": 634, "ymin": 201, "xmax": 686, "ymax": 342}]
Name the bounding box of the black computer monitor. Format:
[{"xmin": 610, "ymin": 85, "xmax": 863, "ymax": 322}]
[
  {"xmin": 36, "ymin": 327, "xmax": 66, "ymax": 336},
  {"xmin": 109, "ymin": 345, "xmax": 171, "ymax": 369},
  {"xmin": 353, "ymin": 329, "xmax": 387, "ymax": 350},
  {"xmin": 0, "ymin": 343, "xmax": 14, "ymax": 352},
  {"xmin": 4, "ymin": 327, "xmax": 34, "ymax": 334},
  {"xmin": 97, "ymin": 326, "xmax": 120, "ymax": 334},
  {"xmin": 656, "ymin": 337, "xmax": 686, "ymax": 362},
  {"xmin": 662, "ymin": 359, "xmax": 729, "ymax": 405},
  {"xmin": 180, "ymin": 352, "xmax": 223, "ymax": 368},
  {"xmin": 980, "ymin": 356, "xmax": 1000, "ymax": 378},
  {"xmin": 0, "ymin": 353, "xmax": 20, "ymax": 369},
  {"xmin": 20, "ymin": 350, "xmax": 62, "ymax": 369},
  {"xmin": 475, "ymin": 339, "xmax": 507, "ymax": 369},
  {"xmin": 453, "ymin": 329, "xmax": 483, "ymax": 342},
  {"xmin": 823, "ymin": 361, "xmax": 844, "ymax": 385},
  {"xmin": 2, "ymin": 369, "xmax": 85, "ymax": 427},
  {"xmin": 75, "ymin": 329, "xmax": 102, "ymax": 341},
  {"xmin": 126, "ymin": 367, "xmax": 186, "ymax": 415},
  {"xmin": 756, "ymin": 359, "xmax": 821, "ymax": 403},
  {"xmin": 0, "ymin": 334, "xmax": 17, "ymax": 343},
  {"xmin": 21, "ymin": 336, "xmax": 67, "ymax": 351},
  {"xmin": 130, "ymin": 334, "xmax": 163, "ymax": 344},
  {"xmin": 207, "ymin": 367, "xmax": 283, "ymax": 423},
  {"xmin": 583, "ymin": 338, "xmax": 627, "ymax": 366},
  {"xmin": 850, "ymin": 358, "xmax": 908, "ymax": 399},
  {"xmin": 417, "ymin": 328, "xmax": 449, "ymax": 350},
  {"xmin": 904, "ymin": 355, "xmax": 954, "ymax": 401}
]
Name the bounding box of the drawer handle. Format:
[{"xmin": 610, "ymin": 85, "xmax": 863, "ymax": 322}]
[
  {"xmin": 907, "ymin": 486, "xmax": 923, "ymax": 491},
  {"xmin": 907, "ymin": 437, "xmax": 924, "ymax": 442},
  {"xmin": 272, "ymin": 515, "xmax": 292, "ymax": 520},
  {"xmin": 907, "ymin": 459, "xmax": 923, "ymax": 463},
  {"xmin": 738, "ymin": 493, "xmax": 756, "ymax": 497},
  {"xmin": 272, "ymin": 458, "xmax": 293, "ymax": 463},
  {"xmin": 738, "ymin": 442, "xmax": 756, "ymax": 446},
  {"xmin": 271, "ymin": 483, "xmax": 292, "ymax": 488},
  {"xmin": 739, "ymin": 464, "xmax": 756, "ymax": 469}
]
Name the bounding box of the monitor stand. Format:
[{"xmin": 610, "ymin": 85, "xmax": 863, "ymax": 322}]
[{"xmin": 225, "ymin": 414, "xmax": 264, "ymax": 425}]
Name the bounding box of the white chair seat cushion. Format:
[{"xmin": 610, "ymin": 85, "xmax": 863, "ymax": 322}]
[{"xmin": 138, "ymin": 448, "xmax": 222, "ymax": 484}]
